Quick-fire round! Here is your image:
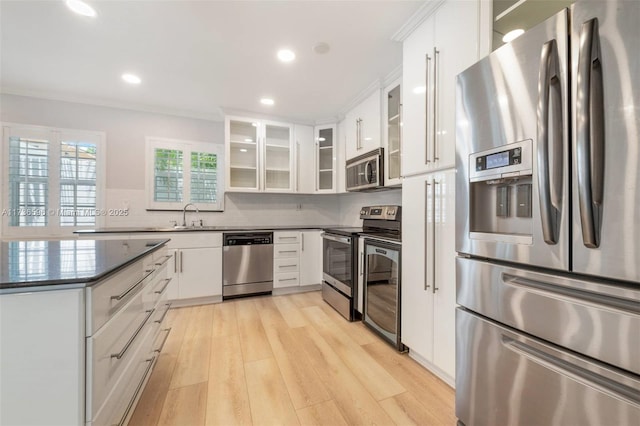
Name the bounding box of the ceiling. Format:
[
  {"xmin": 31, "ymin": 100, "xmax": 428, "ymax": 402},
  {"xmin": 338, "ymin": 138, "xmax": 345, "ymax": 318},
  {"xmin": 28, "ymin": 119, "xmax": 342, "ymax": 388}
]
[{"xmin": 0, "ymin": 0, "xmax": 423, "ymax": 123}]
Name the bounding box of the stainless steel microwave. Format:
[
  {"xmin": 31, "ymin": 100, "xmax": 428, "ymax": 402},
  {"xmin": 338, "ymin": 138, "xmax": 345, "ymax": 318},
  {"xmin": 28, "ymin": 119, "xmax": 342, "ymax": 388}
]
[{"xmin": 346, "ymin": 148, "xmax": 384, "ymax": 191}]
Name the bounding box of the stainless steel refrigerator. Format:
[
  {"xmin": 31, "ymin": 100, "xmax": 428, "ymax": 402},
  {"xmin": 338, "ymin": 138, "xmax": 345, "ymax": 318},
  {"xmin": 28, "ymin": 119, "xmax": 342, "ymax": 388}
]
[{"xmin": 455, "ymin": 1, "xmax": 640, "ymax": 424}]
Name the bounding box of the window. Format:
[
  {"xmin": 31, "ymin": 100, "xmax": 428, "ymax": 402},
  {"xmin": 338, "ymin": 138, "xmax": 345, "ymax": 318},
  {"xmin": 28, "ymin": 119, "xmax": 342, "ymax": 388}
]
[
  {"xmin": 146, "ymin": 137, "xmax": 224, "ymax": 211},
  {"xmin": 1, "ymin": 124, "xmax": 105, "ymax": 237}
]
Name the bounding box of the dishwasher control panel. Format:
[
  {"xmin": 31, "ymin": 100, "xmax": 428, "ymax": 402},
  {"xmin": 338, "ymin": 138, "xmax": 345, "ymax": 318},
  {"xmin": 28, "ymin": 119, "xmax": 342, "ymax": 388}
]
[{"xmin": 224, "ymin": 232, "xmax": 273, "ymax": 246}]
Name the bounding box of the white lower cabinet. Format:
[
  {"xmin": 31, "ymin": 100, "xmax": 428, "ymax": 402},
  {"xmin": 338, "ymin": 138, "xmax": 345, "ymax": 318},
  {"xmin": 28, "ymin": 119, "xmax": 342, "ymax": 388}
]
[
  {"xmin": 162, "ymin": 233, "xmax": 223, "ymax": 301},
  {"xmin": 273, "ymin": 230, "xmax": 322, "ymax": 289},
  {"xmin": 401, "ymin": 169, "xmax": 456, "ymax": 385},
  {"xmin": 299, "ymin": 231, "xmax": 323, "ymax": 286}
]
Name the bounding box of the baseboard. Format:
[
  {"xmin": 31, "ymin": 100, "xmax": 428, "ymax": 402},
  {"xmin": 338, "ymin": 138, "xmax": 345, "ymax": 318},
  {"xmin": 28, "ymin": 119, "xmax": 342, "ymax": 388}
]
[
  {"xmin": 168, "ymin": 295, "xmax": 223, "ymax": 308},
  {"xmin": 407, "ymin": 350, "xmax": 456, "ymax": 389}
]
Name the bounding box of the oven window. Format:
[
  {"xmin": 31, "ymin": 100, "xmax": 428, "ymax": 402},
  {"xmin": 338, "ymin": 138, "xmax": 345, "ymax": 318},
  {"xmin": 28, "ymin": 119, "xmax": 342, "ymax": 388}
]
[
  {"xmin": 365, "ymin": 244, "xmax": 400, "ymax": 337},
  {"xmin": 323, "ymin": 237, "xmax": 352, "ymax": 287}
]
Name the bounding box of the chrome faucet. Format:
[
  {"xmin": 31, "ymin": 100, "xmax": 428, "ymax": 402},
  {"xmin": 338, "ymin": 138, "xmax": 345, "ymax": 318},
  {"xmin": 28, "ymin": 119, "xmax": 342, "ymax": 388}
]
[{"xmin": 182, "ymin": 203, "xmax": 199, "ymax": 227}]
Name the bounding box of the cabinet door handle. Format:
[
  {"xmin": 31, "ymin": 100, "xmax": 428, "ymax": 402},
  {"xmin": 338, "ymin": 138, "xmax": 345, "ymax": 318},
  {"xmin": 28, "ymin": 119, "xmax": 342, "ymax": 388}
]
[
  {"xmin": 296, "ymin": 141, "xmax": 300, "ymax": 192},
  {"xmin": 154, "ymin": 303, "xmax": 172, "ymax": 324},
  {"xmin": 180, "ymin": 251, "xmax": 184, "ymax": 273},
  {"xmin": 174, "ymin": 252, "xmax": 177, "ymax": 273},
  {"xmin": 301, "ymin": 233, "xmax": 305, "ymax": 251},
  {"xmin": 111, "ymin": 309, "xmax": 155, "ymax": 360},
  {"xmin": 114, "ymin": 355, "xmax": 156, "ymax": 426},
  {"xmin": 155, "ymin": 255, "xmax": 172, "ymax": 266},
  {"xmin": 433, "ymin": 179, "xmax": 439, "ymax": 293},
  {"xmin": 154, "ymin": 278, "xmax": 172, "ymax": 295},
  {"xmin": 111, "ymin": 269, "xmax": 154, "ymax": 301},
  {"xmin": 425, "ymin": 53, "xmax": 432, "ymax": 164},
  {"xmin": 433, "ymin": 47, "xmax": 440, "ymax": 162},
  {"xmin": 425, "ymin": 181, "xmax": 431, "ymax": 291}
]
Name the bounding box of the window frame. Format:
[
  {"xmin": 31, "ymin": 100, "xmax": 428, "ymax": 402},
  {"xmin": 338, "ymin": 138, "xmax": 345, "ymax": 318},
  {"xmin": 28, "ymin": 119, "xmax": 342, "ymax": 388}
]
[
  {"xmin": 145, "ymin": 136, "xmax": 225, "ymax": 211},
  {"xmin": 1, "ymin": 123, "xmax": 106, "ymax": 238}
]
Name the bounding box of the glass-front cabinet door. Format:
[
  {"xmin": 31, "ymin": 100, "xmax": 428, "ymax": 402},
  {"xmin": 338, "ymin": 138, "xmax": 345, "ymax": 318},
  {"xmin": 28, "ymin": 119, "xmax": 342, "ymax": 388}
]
[
  {"xmin": 227, "ymin": 118, "xmax": 259, "ymax": 191},
  {"xmin": 315, "ymin": 125, "xmax": 336, "ymax": 192},
  {"xmin": 264, "ymin": 122, "xmax": 293, "ymax": 191},
  {"xmin": 386, "ymin": 83, "xmax": 402, "ymax": 186}
]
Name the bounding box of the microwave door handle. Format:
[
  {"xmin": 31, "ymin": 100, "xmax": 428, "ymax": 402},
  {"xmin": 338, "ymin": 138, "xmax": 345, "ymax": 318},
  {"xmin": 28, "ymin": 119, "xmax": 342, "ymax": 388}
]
[
  {"xmin": 365, "ymin": 160, "xmax": 372, "ymax": 184},
  {"xmin": 576, "ymin": 17, "xmax": 604, "ymax": 248},
  {"xmin": 537, "ymin": 39, "xmax": 563, "ymax": 245}
]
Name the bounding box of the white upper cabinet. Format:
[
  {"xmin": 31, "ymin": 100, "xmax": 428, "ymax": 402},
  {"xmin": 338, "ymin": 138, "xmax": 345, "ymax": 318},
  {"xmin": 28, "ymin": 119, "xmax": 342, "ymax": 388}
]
[
  {"xmin": 294, "ymin": 124, "xmax": 315, "ymax": 193},
  {"xmin": 345, "ymin": 90, "xmax": 382, "ymax": 161},
  {"xmin": 315, "ymin": 124, "xmax": 337, "ymax": 193},
  {"xmin": 384, "ymin": 79, "xmax": 402, "ymax": 187},
  {"xmin": 402, "ymin": 0, "xmax": 480, "ymax": 176},
  {"xmin": 225, "ymin": 116, "xmax": 294, "ymax": 193}
]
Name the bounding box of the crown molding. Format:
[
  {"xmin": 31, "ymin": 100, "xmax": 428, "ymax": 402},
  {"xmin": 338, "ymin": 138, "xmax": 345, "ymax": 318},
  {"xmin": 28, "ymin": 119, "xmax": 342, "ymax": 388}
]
[
  {"xmin": 382, "ymin": 65, "xmax": 402, "ymax": 88},
  {"xmin": 338, "ymin": 78, "xmax": 382, "ymax": 119},
  {"xmin": 391, "ymin": 0, "xmax": 446, "ymax": 42},
  {"xmin": 0, "ymin": 86, "xmax": 225, "ymax": 122}
]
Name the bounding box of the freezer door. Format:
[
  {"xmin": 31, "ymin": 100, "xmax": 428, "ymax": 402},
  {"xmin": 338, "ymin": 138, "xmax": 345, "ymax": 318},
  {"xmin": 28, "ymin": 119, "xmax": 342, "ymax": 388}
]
[
  {"xmin": 571, "ymin": 0, "xmax": 640, "ymax": 283},
  {"xmin": 456, "ymin": 308, "xmax": 640, "ymax": 426},
  {"xmin": 455, "ymin": 9, "xmax": 570, "ymax": 271},
  {"xmin": 457, "ymin": 257, "xmax": 640, "ymax": 375}
]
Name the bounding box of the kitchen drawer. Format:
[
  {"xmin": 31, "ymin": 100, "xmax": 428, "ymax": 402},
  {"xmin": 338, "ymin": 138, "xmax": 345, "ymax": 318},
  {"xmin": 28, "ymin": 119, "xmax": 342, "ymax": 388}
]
[
  {"xmin": 274, "ymin": 231, "xmax": 300, "ymax": 244},
  {"xmin": 274, "ymin": 257, "xmax": 299, "ymax": 273},
  {"xmin": 162, "ymin": 232, "xmax": 222, "ymax": 249},
  {"xmin": 153, "ymin": 246, "xmax": 171, "ymax": 267},
  {"xmin": 274, "ymin": 243, "xmax": 299, "ymax": 259},
  {"xmin": 88, "ymin": 291, "xmax": 156, "ymax": 418},
  {"xmin": 90, "ymin": 326, "xmax": 156, "ymax": 426},
  {"xmin": 87, "ymin": 258, "xmax": 153, "ymax": 335},
  {"xmin": 274, "ymin": 272, "xmax": 300, "ymax": 288}
]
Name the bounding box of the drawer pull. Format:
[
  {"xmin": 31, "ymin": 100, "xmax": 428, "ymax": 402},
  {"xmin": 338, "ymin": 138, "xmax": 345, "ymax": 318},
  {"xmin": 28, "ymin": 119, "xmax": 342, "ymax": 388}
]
[
  {"xmin": 279, "ymin": 250, "xmax": 297, "ymax": 254},
  {"xmin": 154, "ymin": 327, "xmax": 172, "ymax": 353},
  {"xmin": 113, "ymin": 356, "xmax": 156, "ymax": 426},
  {"xmin": 155, "ymin": 255, "xmax": 172, "ymax": 266},
  {"xmin": 279, "ymin": 264, "xmax": 297, "ymax": 268},
  {"xmin": 279, "ymin": 278, "xmax": 298, "ymax": 282},
  {"xmin": 154, "ymin": 303, "xmax": 172, "ymax": 324},
  {"xmin": 278, "ymin": 236, "xmax": 297, "ymax": 240},
  {"xmin": 111, "ymin": 309, "xmax": 155, "ymax": 360},
  {"xmin": 111, "ymin": 269, "xmax": 155, "ymax": 302},
  {"xmin": 154, "ymin": 278, "xmax": 172, "ymax": 295}
]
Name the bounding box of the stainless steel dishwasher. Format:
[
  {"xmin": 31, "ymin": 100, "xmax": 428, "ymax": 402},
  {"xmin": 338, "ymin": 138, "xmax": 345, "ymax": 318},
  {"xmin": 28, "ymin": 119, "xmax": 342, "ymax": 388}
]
[{"xmin": 222, "ymin": 232, "xmax": 273, "ymax": 299}]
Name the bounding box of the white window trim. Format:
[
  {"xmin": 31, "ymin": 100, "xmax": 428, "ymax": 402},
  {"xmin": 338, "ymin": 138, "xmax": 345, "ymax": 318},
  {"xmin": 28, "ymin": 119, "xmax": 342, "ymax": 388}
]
[
  {"xmin": 1, "ymin": 123, "xmax": 106, "ymax": 239},
  {"xmin": 145, "ymin": 136, "xmax": 225, "ymax": 211}
]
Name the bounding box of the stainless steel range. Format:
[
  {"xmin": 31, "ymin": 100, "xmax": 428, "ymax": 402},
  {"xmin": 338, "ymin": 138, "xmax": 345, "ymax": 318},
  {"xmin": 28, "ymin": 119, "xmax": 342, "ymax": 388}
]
[{"xmin": 322, "ymin": 205, "xmax": 403, "ymax": 352}]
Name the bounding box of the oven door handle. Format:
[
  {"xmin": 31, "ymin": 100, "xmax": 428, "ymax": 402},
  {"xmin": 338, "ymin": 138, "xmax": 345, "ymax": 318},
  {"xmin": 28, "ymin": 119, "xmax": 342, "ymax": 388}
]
[{"xmin": 321, "ymin": 233, "xmax": 351, "ymax": 244}]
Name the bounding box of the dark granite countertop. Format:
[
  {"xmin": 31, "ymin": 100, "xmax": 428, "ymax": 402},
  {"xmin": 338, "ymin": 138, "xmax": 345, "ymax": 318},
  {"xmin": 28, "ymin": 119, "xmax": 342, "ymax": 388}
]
[
  {"xmin": 0, "ymin": 239, "xmax": 168, "ymax": 291},
  {"xmin": 75, "ymin": 225, "xmax": 345, "ymax": 234}
]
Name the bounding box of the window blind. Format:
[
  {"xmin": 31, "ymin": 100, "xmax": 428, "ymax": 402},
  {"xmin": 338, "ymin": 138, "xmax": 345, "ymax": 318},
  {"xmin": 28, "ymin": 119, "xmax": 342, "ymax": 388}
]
[
  {"xmin": 8, "ymin": 136, "xmax": 49, "ymax": 227},
  {"xmin": 154, "ymin": 148, "xmax": 183, "ymax": 202},
  {"xmin": 190, "ymin": 151, "xmax": 218, "ymax": 203},
  {"xmin": 60, "ymin": 140, "xmax": 98, "ymax": 226}
]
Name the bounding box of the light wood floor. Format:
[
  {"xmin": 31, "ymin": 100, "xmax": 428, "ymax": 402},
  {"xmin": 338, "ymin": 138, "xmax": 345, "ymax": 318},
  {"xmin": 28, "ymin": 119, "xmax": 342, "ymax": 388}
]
[{"xmin": 130, "ymin": 290, "xmax": 456, "ymax": 426}]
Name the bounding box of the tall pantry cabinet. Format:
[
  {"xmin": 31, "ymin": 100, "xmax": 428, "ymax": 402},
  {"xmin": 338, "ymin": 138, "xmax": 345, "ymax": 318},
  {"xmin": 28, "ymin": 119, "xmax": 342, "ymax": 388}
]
[{"xmin": 400, "ymin": 0, "xmax": 489, "ymax": 386}]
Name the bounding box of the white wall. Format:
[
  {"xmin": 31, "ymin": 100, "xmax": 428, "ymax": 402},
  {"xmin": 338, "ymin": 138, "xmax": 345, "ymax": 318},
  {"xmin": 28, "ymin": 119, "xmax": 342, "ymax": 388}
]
[{"xmin": 0, "ymin": 94, "xmax": 342, "ymax": 231}]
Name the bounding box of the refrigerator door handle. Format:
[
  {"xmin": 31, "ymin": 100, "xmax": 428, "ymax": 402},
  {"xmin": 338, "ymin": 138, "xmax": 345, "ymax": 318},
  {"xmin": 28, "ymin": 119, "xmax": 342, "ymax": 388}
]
[
  {"xmin": 424, "ymin": 180, "xmax": 431, "ymax": 291},
  {"xmin": 425, "ymin": 53, "xmax": 432, "ymax": 164},
  {"xmin": 537, "ymin": 39, "xmax": 563, "ymax": 245},
  {"xmin": 432, "ymin": 178, "xmax": 439, "ymax": 293},
  {"xmin": 501, "ymin": 335, "xmax": 640, "ymax": 407},
  {"xmin": 576, "ymin": 17, "xmax": 605, "ymax": 248}
]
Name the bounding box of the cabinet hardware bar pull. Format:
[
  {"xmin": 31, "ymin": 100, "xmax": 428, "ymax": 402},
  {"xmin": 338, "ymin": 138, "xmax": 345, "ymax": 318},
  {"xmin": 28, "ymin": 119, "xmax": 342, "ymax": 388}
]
[
  {"xmin": 301, "ymin": 233, "xmax": 305, "ymax": 251},
  {"xmin": 433, "ymin": 179, "xmax": 439, "ymax": 293},
  {"xmin": 180, "ymin": 250, "xmax": 184, "ymax": 273},
  {"xmin": 154, "ymin": 278, "xmax": 172, "ymax": 295},
  {"xmin": 111, "ymin": 269, "xmax": 155, "ymax": 301},
  {"xmin": 279, "ymin": 250, "xmax": 297, "ymax": 254},
  {"xmin": 111, "ymin": 309, "xmax": 155, "ymax": 360},
  {"xmin": 279, "ymin": 236, "xmax": 297, "ymax": 240},
  {"xmin": 155, "ymin": 255, "xmax": 172, "ymax": 266},
  {"xmin": 425, "ymin": 181, "xmax": 431, "ymax": 290},
  {"xmin": 154, "ymin": 327, "xmax": 172, "ymax": 353},
  {"xmin": 174, "ymin": 252, "xmax": 177, "ymax": 273},
  {"xmin": 113, "ymin": 356, "xmax": 156, "ymax": 426},
  {"xmin": 154, "ymin": 303, "xmax": 172, "ymax": 324},
  {"xmin": 280, "ymin": 264, "xmax": 297, "ymax": 268},
  {"xmin": 433, "ymin": 47, "xmax": 440, "ymax": 162},
  {"xmin": 425, "ymin": 53, "xmax": 432, "ymax": 164},
  {"xmin": 280, "ymin": 278, "xmax": 298, "ymax": 282}
]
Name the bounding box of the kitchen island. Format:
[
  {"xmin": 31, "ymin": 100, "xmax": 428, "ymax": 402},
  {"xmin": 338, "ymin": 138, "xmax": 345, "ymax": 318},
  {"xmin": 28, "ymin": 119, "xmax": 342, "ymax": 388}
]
[{"xmin": 0, "ymin": 238, "xmax": 170, "ymax": 426}]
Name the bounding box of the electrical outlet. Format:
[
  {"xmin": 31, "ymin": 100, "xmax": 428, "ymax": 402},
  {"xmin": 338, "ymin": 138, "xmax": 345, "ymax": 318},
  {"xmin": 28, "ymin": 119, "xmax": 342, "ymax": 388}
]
[{"xmin": 296, "ymin": 203, "xmax": 303, "ymax": 211}]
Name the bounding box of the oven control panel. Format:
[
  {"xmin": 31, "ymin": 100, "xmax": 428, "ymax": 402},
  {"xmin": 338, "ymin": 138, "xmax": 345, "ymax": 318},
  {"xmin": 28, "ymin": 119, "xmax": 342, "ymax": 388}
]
[{"xmin": 360, "ymin": 205, "xmax": 401, "ymax": 221}]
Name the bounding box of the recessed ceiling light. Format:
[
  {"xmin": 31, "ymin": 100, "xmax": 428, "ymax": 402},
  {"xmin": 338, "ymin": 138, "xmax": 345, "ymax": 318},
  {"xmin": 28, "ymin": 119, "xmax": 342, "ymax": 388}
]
[
  {"xmin": 364, "ymin": 137, "xmax": 372, "ymax": 141},
  {"xmin": 277, "ymin": 49, "xmax": 296, "ymax": 63},
  {"xmin": 121, "ymin": 73, "xmax": 141, "ymax": 85},
  {"xmin": 240, "ymin": 149, "xmax": 248, "ymax": 153},
  {"xmin": 65, "ymin": 0, "xmax": 97, "ymax": 17},
  {"xmin": 313, "ymin": 42, "xmax": 330, "ymax": 55},
  {"xmin": 260, "ymin": 98, "xmax": 275, "ymax": 106},
  {"xmin": 503, "ymin": 29, "xmax": 525, "ymax": 43},
  {"xmin": 413, "ymin": 86, "xmax": 427, "ymax": 94}
]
